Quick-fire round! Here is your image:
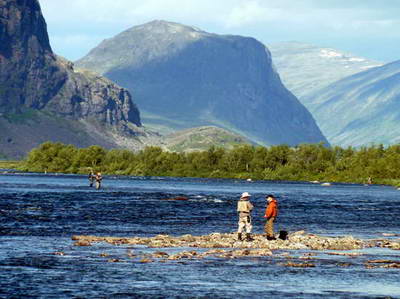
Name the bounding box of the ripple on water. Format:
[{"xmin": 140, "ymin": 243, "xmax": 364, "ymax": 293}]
[{"xmin": 0, "ymin": 174, "xmax": 399, "ymax": 298}]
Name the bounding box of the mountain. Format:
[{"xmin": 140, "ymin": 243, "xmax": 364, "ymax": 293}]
[
  {"xmin": 268, "ymin": 42, "xmax": 383, "ymax": 103},
  {"xmin": 76, "ymin": 20, "xmax": 328, "ymax": 146},
  {"xmin": 305, "ymin": 60, "xmax": 400, "ymax": 146},
  {"xmin": 160, "ymin": 126, "xmax": 252, "ymax": 152},
  {"xmin": 0, "ymin": 0, "xmax": 142, "ymax": 158}
]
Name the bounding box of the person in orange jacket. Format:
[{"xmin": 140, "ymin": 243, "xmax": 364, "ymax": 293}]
[{"xmin": 264, "ymin": 194, "xmax": 278, "ymax": 240}]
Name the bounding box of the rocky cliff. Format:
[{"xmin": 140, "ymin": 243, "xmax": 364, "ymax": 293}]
[
  {"xmin": 305, "ymin": 60, "xmax": 400, "ymax": 146},
  {"xmin": 0, "ymin": 0, "xmax": 142, "ymax": 158},
  {"xmin": 268, "ymin": 42, "xmax": 383, "ymax": 104},
  {"xmin": 76, "ymin": 20, "xmax": 328, "ymax": 146}
]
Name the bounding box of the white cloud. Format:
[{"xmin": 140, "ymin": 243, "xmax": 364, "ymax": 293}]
[
  {"xmin": 38, "ymin": 0, "xmax": 400, "ymax": 62},
  {"xmin": 224, "ymin": 1, "xmax": 270, "ymax": 27}
]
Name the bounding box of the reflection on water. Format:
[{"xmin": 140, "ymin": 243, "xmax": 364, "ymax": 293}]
[{"xmin": 0, "ymin": 173, "xmax": 399, "ymax": 298}]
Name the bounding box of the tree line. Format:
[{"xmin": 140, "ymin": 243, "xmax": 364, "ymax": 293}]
[{"xmin": 20, "ymin": 141, "xmax": 400, "ymax": 186}]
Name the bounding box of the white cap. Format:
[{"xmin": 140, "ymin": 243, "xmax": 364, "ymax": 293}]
[{"xmin": 240, "ymin": 192, "xmax": 251, "ymax": 199}]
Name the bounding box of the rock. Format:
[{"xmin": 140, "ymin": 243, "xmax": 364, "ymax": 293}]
[
  {"xmin": 283, "ymin": 262, "xmax": 316, "ymax": 268},
  {"xmin": 107, "ymin": 259, "xmax": 121, "ymax": 263},
  {"xmin": 303, "ymin": 252, "xmax": 317, "ymax": 257},
  {"xmin": 167, "ymin": 251, "xmax": 197, "ymax": 260},
  {"xmin": 99, "ymin": 253, "xmax": 109, "ymax": 257},
  {"xmin": 53, "ymin": 252, "xmax": 65, "ymax": 256},
  {"xmin": 74, "ymin": 240, "xmax": 91, "ymax": 246},
  {"xmin": 375, "ymin": 240, "xmax": 400, "ymax": 250},
  {"xmin": 290, "ymin": 230, "xmax": 306, "ymax": 236},
  {"xmin": 152, "ymin": 251, "xmax": 169, "ymax": 258},
  {"xmin": 326, "ymin": 252, "xmax": 362, "ymax": 257},
  {"xmin": 337, "ymin": 263, "xmax": 352, "ymax": 267},
  {"xmin": 382, "ymin": 263, "xmax": 400, "ymax": 269},
  {"xmin": 139, "ymin": 258, "xmax": 153, "ymax": 263},
  {"xmin": 0, "ymin": 0, "xmax": 142, "ymax": 159},
  {"xmin": 365, "ymin": 260, "xmax": 400, "ymax": 269},
  {"xmin": 367, "ymin": 259, "xmax": 400, "ymax": 264},
  {"xmin": 126, "ymin": 250, "xmax": 135, "ymax": 258},
  {"xmin": 179, "ymin": 234, "xmax": 196, "ymax": 242},
  {"xmin": 71, "ymin": 232, "xmax": 367, "ymax": 254}
]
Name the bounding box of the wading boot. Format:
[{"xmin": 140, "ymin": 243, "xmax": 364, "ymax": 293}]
[
  {"xmin": 246, "ymin": 233, "xmax": 254, "ymax": 241},
  {"xmin": 238, "ymin": 233, "xmax": 243, "ymax": 241}
]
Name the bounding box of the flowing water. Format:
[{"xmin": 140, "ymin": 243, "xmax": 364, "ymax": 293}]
[{"xmin": 0, "ymin": 173, "xmax": 399, "ymax": 298}]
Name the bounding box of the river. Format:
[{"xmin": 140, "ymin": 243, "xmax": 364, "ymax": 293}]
[{"xmin": 0, "ymin": 173, "xmax": 399, "ymax": 298}]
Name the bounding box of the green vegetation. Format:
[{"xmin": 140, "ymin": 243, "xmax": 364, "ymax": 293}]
[
  {"xmin": 3, "ymin": 108, "xmax": 40, "ymax": 124},
  {"xmin": 163, "ymin": 126, "xmax": 250, "ymax": 152},
  {"xmin": 0, "ymin": 160, "xmax": 21, "ymax": 169},
  {"xmin": 18, "ymin": 141, "xmax": 400, "ymax": 186}
]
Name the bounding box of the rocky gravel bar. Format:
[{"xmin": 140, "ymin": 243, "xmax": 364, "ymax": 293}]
[{"xmin": 71, "ymin": 231, "xmax": 400, "ymax": 252}]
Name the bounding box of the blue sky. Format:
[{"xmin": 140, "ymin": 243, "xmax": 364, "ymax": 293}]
[{"xmin": 39, "ymin": 0, "xmax": 399, "ymax": 63}]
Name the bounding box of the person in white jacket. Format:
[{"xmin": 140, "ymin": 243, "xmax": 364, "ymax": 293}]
[{"xmin": 237, "ymin": 192, "xmax": 254, "ymax": 241}]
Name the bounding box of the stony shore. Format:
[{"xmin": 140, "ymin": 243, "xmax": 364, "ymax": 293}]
[{"xmin": 71, "ymin": 231, "xmax": 400, "ymax": 264}]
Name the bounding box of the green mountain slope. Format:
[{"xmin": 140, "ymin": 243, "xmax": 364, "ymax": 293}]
[{"xmin": 305, "ymin": 60, "xmax": 400, "ymax": 146}]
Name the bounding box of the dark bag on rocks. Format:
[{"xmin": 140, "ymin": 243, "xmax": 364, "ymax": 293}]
[{"xmin": 279, "ymin": 230, "xmax": 288, "ymax": 240}]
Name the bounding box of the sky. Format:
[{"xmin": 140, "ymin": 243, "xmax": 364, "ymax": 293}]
[{"xmin": 39, "ymin": 0, "xmax": 400, "ymax": 63}]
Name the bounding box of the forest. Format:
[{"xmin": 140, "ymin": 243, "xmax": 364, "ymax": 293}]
[{"xmin": 17, "ymin": 141, "xmax": 400, "ymax": 186}]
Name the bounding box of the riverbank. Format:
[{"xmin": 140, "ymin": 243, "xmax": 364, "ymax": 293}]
[
  {"xmin": 0, "ymin": 160, "xmax": 400, "ymax": 188},
  {"xmin": 0, "ymin": 160, "xmax": 21, "ymax": 170},
  {"xmin": 16, "ymin": 142, "xmax": 400, "ymax": 188}
]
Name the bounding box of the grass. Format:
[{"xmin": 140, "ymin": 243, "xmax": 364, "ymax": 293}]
[
  {"xmin": 0, "ymin": 160, "xmax": 22, "ymax": 170},
  {"xmin": 3, "ymin": 109, "xmax": 39, "ymax": 124}
]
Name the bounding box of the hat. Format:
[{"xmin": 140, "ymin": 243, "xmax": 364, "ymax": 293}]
[{"xmin": 240, "ymin": 192, "xmax": 251, "ymax": 198}]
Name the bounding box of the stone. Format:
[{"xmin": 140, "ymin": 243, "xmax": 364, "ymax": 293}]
[
  {"xmin": 367, "ymin": 259, "xmax": 400, "ymax": 264},
  {"xmin": 337, "ymin": 263, "xmax": 352, "ymax": 267},
  {"xmin": 107, "ymin": 259, "xmax": 121, "ymax": 263},
  {"xmin": 283, "ymin": 262, "xmax": 316, "ymax": 268},
  {"xmin": 140, "ymin": 258, "xmax": 153, "ymax": 263},
  {"xmin": 382, "ymin": 264, "xmax": 400, "ymax": 269},
  {"xmin": 71, "ymin": 231, "xmax": 368, "ymax": 256},
  {"xmin": 74, "ymin": 240, "xmax": 91, "ymax": 246},
  {"xmin": 326, "ymin": 252, "xmax": 363, "ymax": 257},
  {"xmin": 152, "ymin": 251, "xmax": 169, "ymax": 258}
]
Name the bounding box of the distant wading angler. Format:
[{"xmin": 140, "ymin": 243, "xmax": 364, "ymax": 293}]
[
  {"xmin": 237, "ymin": 192, "xmax": 254, "ymax": 241},
  {"xmin": 95, "ymin": 172, "xmax": 103, "ymax": 190},
  {"xmin": 88, "ymin": 171, "xmax": 95, "ymax": 187},
  {"xmin": 264, "ymin": 194, "xmax": 278, "ymax": 240}
]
